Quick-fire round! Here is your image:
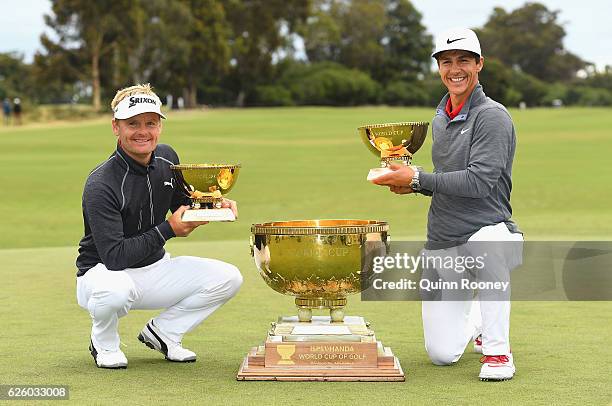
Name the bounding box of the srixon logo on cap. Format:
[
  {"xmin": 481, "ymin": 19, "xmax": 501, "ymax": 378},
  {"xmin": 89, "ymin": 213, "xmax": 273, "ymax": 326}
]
[{"xmin": 128, "ymin": 96, "xmax": 157, "ymax": 108}]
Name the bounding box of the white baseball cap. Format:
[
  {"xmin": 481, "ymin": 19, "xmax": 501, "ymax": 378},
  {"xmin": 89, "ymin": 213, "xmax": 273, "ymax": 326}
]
[
  {"xmin": 431, "ymin": 27, "xmax": 482, "ymax": 58},
  {"xmin": 113, "ymin": 93, "xmax": 167, "ymax": 120}
]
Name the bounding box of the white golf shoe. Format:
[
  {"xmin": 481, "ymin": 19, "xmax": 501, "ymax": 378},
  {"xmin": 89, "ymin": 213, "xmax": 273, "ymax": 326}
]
[
  {"xmin": 138, "ymin": 320, "xmax": 197, "ymax": 362},
  {"xmin": 479, "ymin": 353, "xmax": 515, "ymax": 381},
  {"xmin": 89, "ymin": 340, "xmax": 128, "ymax": 369}
]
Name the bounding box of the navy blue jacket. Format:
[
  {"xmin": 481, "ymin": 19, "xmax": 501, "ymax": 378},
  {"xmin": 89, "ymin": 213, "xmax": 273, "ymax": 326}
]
[{"xmin": 76, "ymin": 144, "xmax": 188, "ymax": 276}]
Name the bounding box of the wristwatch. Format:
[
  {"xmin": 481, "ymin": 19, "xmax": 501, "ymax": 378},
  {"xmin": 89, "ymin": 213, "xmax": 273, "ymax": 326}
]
[{"xmin": 409, "ymin": 165, "xmax": 422, "ymax": 191}]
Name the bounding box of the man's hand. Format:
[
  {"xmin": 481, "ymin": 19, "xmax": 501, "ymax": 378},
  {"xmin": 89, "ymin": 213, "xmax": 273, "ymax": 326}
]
[
  {"xmin": 371, "ymin": 163, "xmax": 414, "ymax": 187},
  {"xmin": 221, "ymin": 198, "xmax": 238, "ymax": 219},
  {"xmin": 389, "ymin": 185, "xmax": 414, "ymax": 195},
  {"xmin": 168, "ymin": 205, "xmax": 208, "ymax": 237}
]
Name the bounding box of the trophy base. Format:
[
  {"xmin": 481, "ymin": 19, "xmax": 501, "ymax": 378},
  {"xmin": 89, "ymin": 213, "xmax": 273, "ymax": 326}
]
[
  {"xmin": 367, "ymin": 167, "xmax": 394, "ymax": 181},
  {"xmin": 236, "ymin": 316, "xmax": 405, "ymax": 382},
  {"xmin": 181, "ymin": 208, "xmax": 235, "ymax": 222}
]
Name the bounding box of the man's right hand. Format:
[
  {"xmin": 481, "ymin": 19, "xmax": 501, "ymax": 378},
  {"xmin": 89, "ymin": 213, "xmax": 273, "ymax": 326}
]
[
  {"xmin": 168, "ymin": 205, "xmax": 208, "ymax": 237},
  {"xmin": 390, "ymin": 185, "xmax": 414, "ymax": 195}
]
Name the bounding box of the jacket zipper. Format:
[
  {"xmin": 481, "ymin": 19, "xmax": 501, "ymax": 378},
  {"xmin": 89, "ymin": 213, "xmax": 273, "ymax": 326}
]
[{"xmin": 146, "ymin": 172, "xmax": 154, "ymax": 225}]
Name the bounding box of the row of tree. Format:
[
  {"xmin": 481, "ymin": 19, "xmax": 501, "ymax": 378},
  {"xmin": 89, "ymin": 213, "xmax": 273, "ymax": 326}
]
[{"xmin": 1, "ymin": 1, "xmax": 612, "ymax": 110}]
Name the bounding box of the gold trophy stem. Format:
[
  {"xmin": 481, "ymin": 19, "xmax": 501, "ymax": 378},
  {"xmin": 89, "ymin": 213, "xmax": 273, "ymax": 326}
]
[
  {"xmin": 295, "ymin": 297, "xmax": 347, "ymax": 323},
  {"xmin": 191, "ymin": 196, "xmax": 223, "ymax": 209},
  {"xmin": 381, "ymin": 152, "xmax": 412, "ymax": 167}
]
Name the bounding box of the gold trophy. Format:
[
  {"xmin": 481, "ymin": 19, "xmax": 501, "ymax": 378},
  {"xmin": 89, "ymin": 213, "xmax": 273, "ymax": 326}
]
[
  {"xmin": 170, "ymin": 164, "xmax": 240, "ymax": 222},
  {"xmin": 357, "ymin": 122, "xmax": 428, "ymax": 180},
  {"xmin": 237, "ymin": 220, "xmax": 404, "ymax": 381}
]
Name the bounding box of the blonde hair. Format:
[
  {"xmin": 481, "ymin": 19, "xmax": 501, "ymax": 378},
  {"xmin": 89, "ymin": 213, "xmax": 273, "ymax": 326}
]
[{"xmin": 110, "ymin": 83, "xmax": 159, "ymax": 111}]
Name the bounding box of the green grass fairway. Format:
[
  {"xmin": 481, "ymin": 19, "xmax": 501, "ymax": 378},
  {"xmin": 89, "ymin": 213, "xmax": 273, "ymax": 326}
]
[
  {"xmin": 2, "ymin": 107, "xmax": 612, "ymax": 248},
  {"xmin": 1, "ymin": 107, "xmax": 611, "ymax": 405}
]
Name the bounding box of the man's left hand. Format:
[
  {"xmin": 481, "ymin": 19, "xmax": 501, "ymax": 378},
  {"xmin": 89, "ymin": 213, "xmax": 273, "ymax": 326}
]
[
  {"xmin": 221, "ymin": 198, "xmax": 238, "ymax": 219},
  {"xmin": 371, "ymin": 163, "xmax": 414, "ymax": 187}
]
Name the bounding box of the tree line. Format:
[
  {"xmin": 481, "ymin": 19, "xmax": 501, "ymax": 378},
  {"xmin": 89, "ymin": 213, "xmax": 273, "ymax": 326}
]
[{"xmin": 1, "ymin": 0, "xmax": 612, "ymax": 111}]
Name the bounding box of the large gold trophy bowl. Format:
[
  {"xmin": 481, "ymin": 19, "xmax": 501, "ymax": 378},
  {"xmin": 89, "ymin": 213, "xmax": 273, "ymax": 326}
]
[
  {"xmin": 250, "ymin": 219, "xmax": 388, "ymax": 322},
  {"xmin": 358, "ymin": 121, "xmax": 428, "ymax": 167},
  {"xmin": 170, "ymin": 164, "xmax": 240, "ymax": 222},
  {"xmin": 239, "ymin": 219, "xmax": 404, "ymax": 381}
]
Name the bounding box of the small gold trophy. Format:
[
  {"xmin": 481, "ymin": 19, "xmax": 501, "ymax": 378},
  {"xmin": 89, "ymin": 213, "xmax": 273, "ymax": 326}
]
[
  {"xmin": 357, "ymin": 122, "xmax": 428, "ymax": 181},
  {"xmin": 237, "ymin": 220, "xmax": 404, "ymax": 381},
  {"xmin": 170, "ymin": 164, "xmax": 240, "ymax": 222}
]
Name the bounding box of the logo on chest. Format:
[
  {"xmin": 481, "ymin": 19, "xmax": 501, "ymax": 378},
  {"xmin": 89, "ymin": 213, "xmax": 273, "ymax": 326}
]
[{"xmin": 163, "ymin": 178, "xmax": 175, "ymax": 188}]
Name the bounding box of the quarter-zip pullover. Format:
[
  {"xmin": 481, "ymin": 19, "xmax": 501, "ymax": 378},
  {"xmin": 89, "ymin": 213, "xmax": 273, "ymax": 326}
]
[
  {"xmin": 76, "ymin": 144, "xmax": 189, "ymax": 276},
  {"xmin": 419, "ymin": 84, "xmax": 520, "ymax": 245}
]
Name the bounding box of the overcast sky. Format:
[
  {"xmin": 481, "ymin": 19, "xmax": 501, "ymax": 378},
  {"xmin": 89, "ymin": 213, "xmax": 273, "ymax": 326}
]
[{"xmin": 1, "ymin": 0, "xmax": 610, "ymax": 70}]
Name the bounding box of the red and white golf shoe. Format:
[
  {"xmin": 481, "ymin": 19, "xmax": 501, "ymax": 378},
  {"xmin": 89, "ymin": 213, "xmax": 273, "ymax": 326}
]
[
  {"xmin": 473, "ymin": 334, "xmax": 483, "ymax": 354},
  {"xmin": 479, "ymin": 353, "xmax": 515, "ymax": 381}
]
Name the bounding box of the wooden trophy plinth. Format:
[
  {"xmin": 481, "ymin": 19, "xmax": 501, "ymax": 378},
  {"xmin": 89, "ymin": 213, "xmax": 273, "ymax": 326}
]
[{"xmin": 236, "ymin": 316, "xmax": 404, "ymax": 382}]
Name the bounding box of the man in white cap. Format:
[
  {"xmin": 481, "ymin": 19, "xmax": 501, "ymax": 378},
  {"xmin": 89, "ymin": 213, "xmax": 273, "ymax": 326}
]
[
  {"xmin": 372, "ymin": 28, "xmax": 522, "ymax": 381},
  {"xmin": 75, "ymin": 83, "xmax": 243, "ymax": 369}
]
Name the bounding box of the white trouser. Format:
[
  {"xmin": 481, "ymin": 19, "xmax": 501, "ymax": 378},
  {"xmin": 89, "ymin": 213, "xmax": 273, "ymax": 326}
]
[
  {"xmin": 76, "ymin": 253, "xmax": 243, "ymax": 352},
  {"xmin": 422, "ymin": 222, "xmax": 523, "ymax": 364}
]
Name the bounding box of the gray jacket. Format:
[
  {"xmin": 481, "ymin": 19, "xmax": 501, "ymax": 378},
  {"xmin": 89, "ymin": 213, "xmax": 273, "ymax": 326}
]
[{"xmin": 419, "ymin": 84, "xmax": 520, "ymax": 245}]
